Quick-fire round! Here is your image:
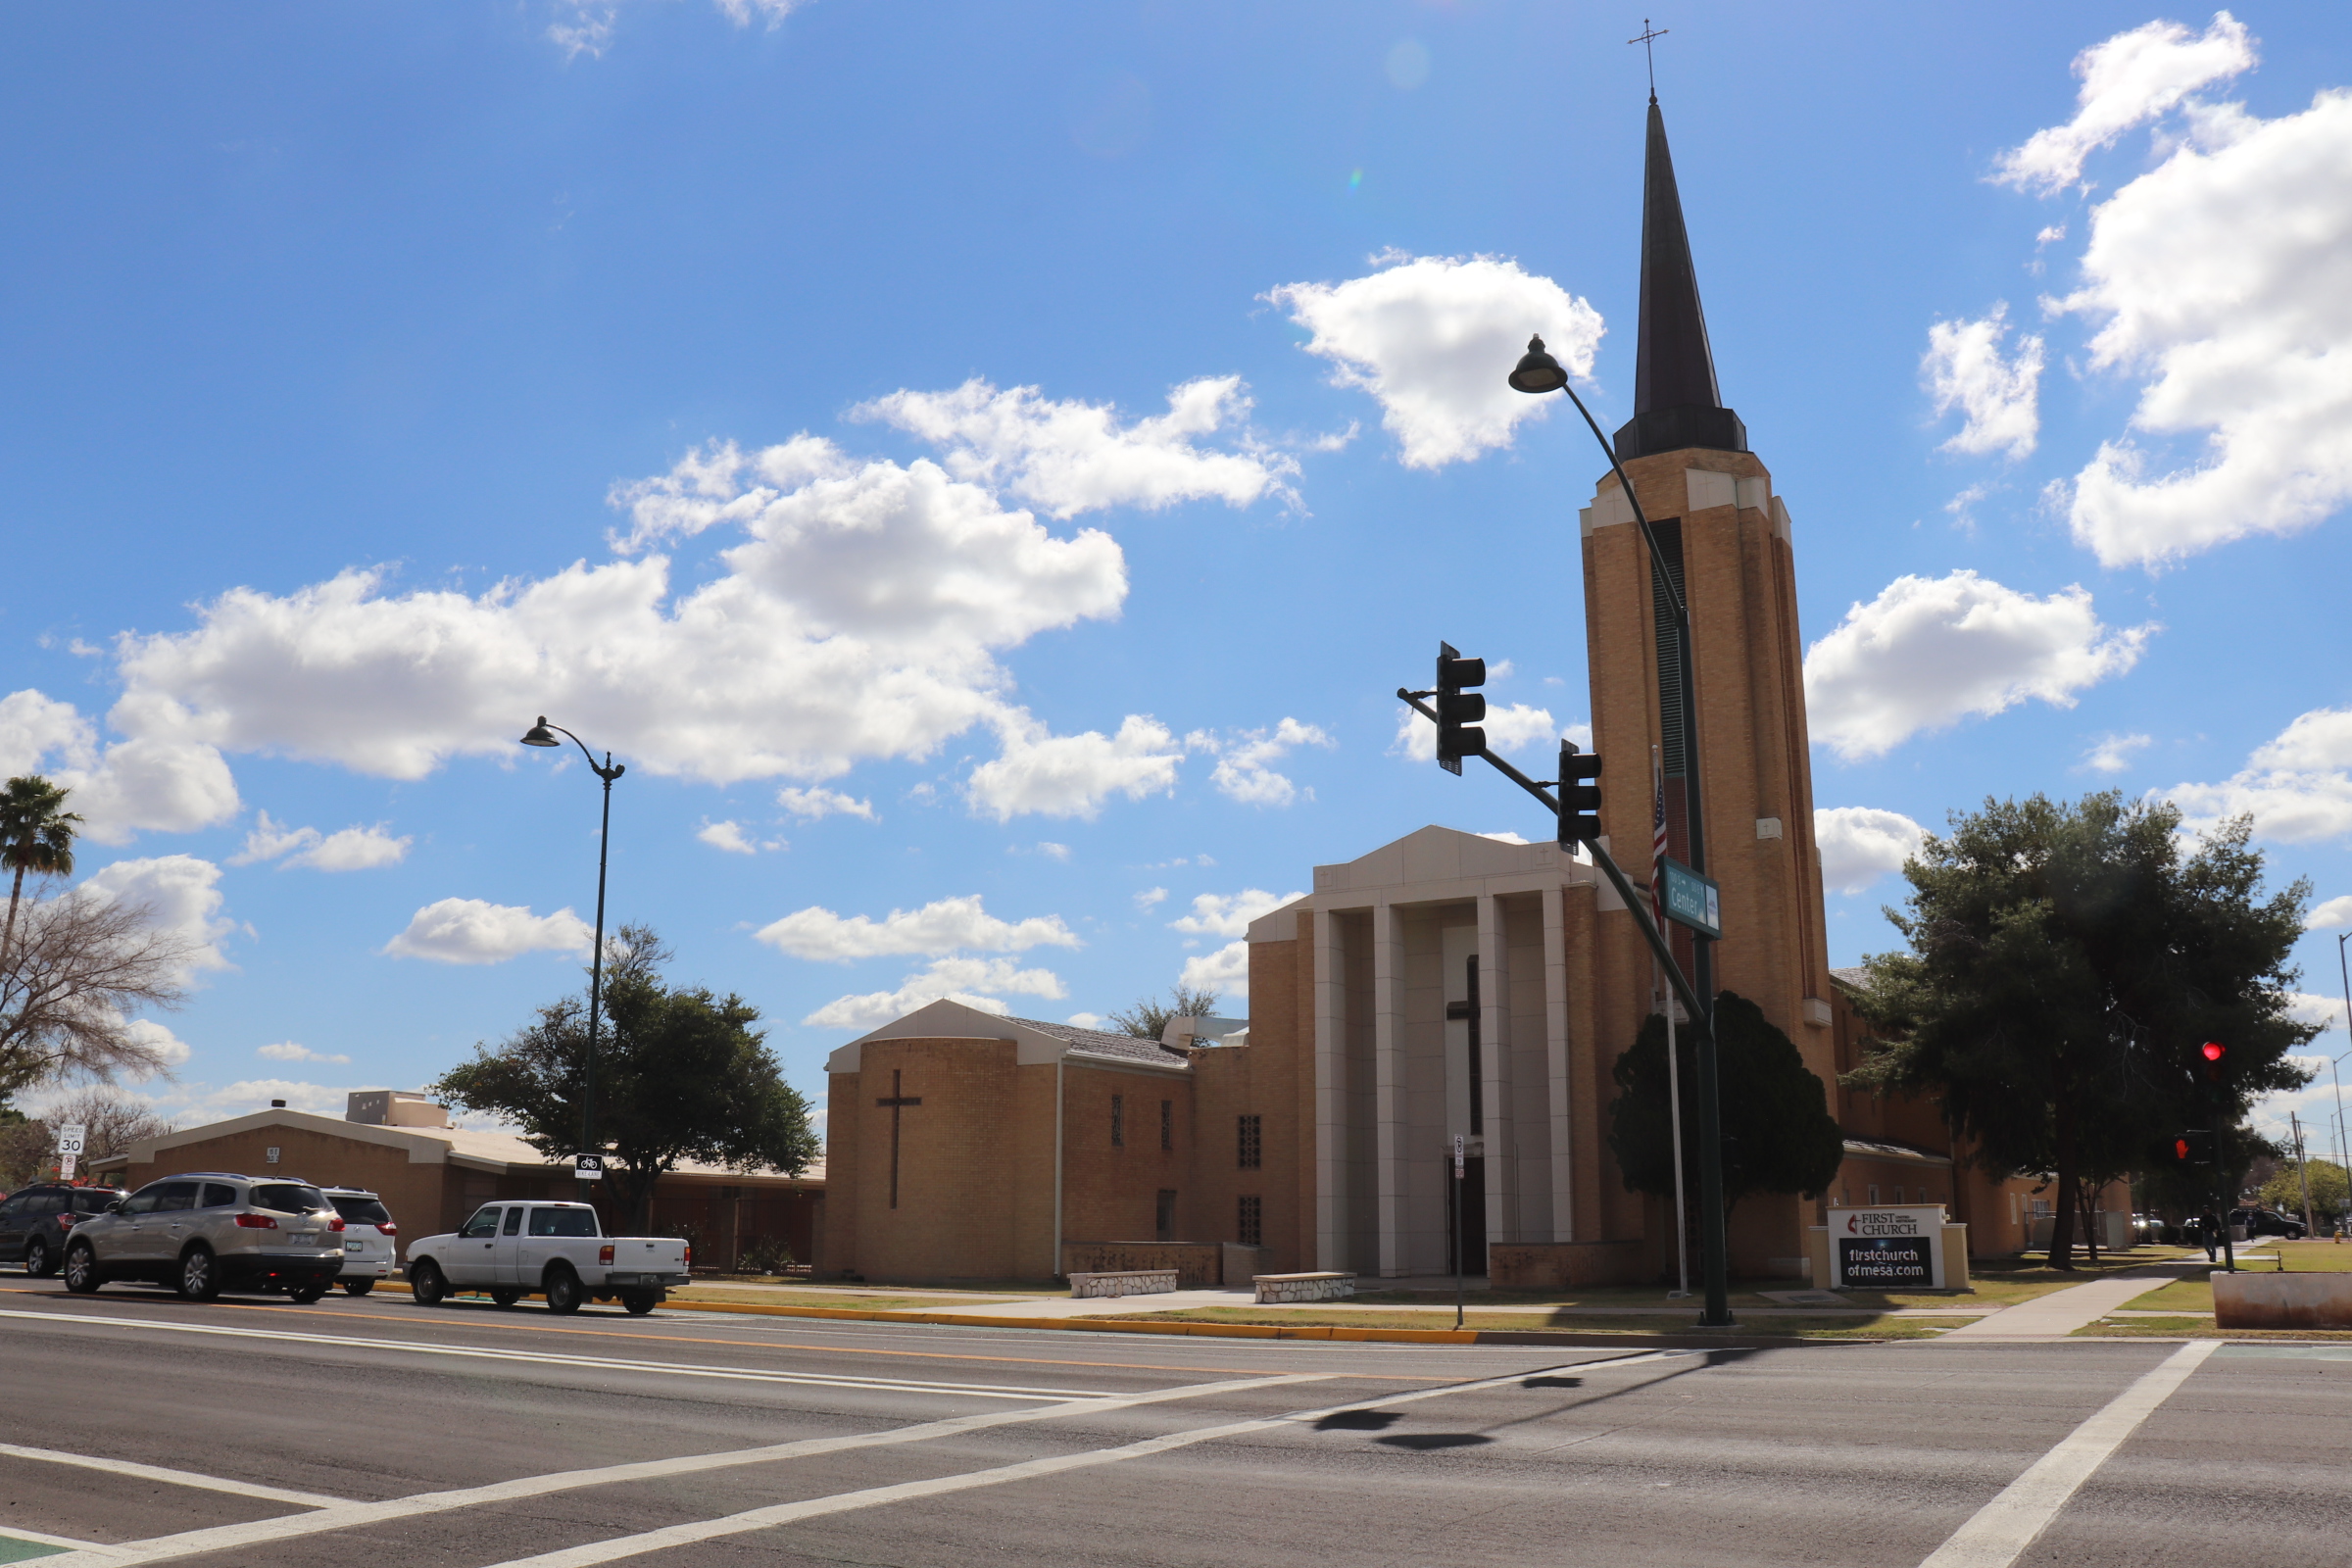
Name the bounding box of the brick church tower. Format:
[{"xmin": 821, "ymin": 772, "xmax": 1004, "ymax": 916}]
[{"xmin": 1580, "ymin": 94, "xmax": 1838, "ymax": 1084}]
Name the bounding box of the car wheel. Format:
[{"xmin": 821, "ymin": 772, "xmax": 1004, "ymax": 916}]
[
  {"xmin": 543, "ymin": 1266, "xmax": 584, "ymax": 1315},
  {"xmin": 410, "ymin": 1258, "xmax": 450, "ymax": 1306},
  {"xmin": 619, "ymin": 1291, "xmax": 657, "ymax": 1316},
  {"xmin": 341, "ymin": 1279, "xmax": 373, "ymax": 1297},
  {"xmin": 63, "ymin": 1241, "xmax": 101, "ymax": 1295},
  {"xmin": 177, "ymin": 1247, "xmax": 221, "ymax": 1302},
  {"xmin": 288, "ymin": 1281, "xmax": 328, "ymax": 1304},
  {"xmin": 23, "ymin": 1236, "xmax": 52, "ymax": 1279},
  {"xmin": 489, "ymin": 1288, "xmax": 522, "ymax": 1308}
]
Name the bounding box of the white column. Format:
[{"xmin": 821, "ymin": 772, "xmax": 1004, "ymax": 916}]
[
  {"xmin": 1477, "ymin": 893, "xmax": 1512, "ymax": 1247},
  {"xmin": 1313, "ymin": 906, "xmax": 1347, "ymax": 1273},
  {"xmin": 1544, "ymin": 884, "xmax": 1574, "ymax": 1242},
  {"xmin": 1373, "ymin": 900, "xmax": 1404, "ymax": 1278}
]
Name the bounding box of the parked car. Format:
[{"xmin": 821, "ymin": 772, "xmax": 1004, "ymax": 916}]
[
  {"xmin": 321, "ymin": 1187, "xmax": 397, "ymax": 1296},
  {"xmin": 62, "ymin": 1173, "xmax": 348, "ymax": 1302},
  {"xmin": 2130, "ymin": 1212, "xmax": 2165, "ymax": 1246},
  {"xmin": 403, "ymin": 1200, "xmax": 689, "ymax": 1316},
  {"xmin": 0, "ymin": 1185, "xmax": 122, "ymax": 1278},
  {"xmin": 2230, "ymin": 1205, "xmax": 2308, "ymax": 1240}
]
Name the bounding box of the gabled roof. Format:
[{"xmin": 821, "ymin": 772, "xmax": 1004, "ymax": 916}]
[
  {"xmin": 831, "ymin": 997, "xmax": 1190, "ymax": 1074},
  {"xmin": 1305, "ymin": 824, "xmax": 1594, "ymax": 906}
]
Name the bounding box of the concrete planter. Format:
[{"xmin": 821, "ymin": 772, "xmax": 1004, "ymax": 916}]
[{"xmin": 2213, "ymin": 1271, "xmax": 2352, "ymax": 1330}]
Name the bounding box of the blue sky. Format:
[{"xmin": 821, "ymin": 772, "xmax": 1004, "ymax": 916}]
[{"xmin": 4, "ymin": 3, "xmax": 2348, "ymax": 1161}]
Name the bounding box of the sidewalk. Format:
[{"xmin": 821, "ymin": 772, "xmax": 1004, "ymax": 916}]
[{"xmin": 1939, "ymin": 1261, "xmax": 2209, "ymax": 1341}]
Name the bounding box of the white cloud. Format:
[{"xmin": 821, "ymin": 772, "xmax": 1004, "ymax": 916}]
[
  {"xmin": 2309, "ymin": 895, "xmax": 2352, "ymax": 931},
  {"xmin": 0, "ymin": 690, "xmax": 240, "ymax": 847},
  {"xmin": 2167, "ymin": 707, "xmax": 2352, "ymax": 844},
  {"xmin": 79, "ymin": 856, "xmax": 234, "ymax": 980},
  {"xmin": 775, "ymin": 786, "xmax": 876, "ymax": 821},
  {"xmin": 1187, "ymin": 717, "xmax": 1333, "ymax": 808},
  {"xmin": 1179, "ymin": 940, "xmax": 1250, "ymax": 1002},
  {"xmin": 714, "ymin": 0, "xmax": 805, "ymax": 25},
  {"xmin": 1475, "ymin": 830, "xmax": 1530, "ymax": 845},
  {"xmin": 1990, "ymin": 13, "xmax": 2254, "ymax": 193},
  {"xmin": 1035, "ymin": 842, "xmax": 1071, "ymax": 861},
  {"xmin": 547, "ymin": 4, "xmax": 616, "ymax": 60},
  {"xmin": 1923, "ymin": 305, "xmax": 2044, "ymax": 460},
  {"xmin": 855, "ymin": 377, "xmax": 1298, "ymax": 519},
  {"xmin": 697, "ymin": 819, "xmax": 759, "ymax": 855},
  {"xmin": 1803, "ymin": 571, "xmax": 2153, "ymax": 760},
  {"xmin": 1064, "ymin": 1011, "xmax": 1104, "ymax": 1030},
  {"xmin": 755, "ymin": 894, "xmax": 1080, "ymax": 962},
  {"xmin": 383, "ymin": 899, "xmax": 592, "ymax": 965},
  {"xmin": 1814, "ymin": 808, "xmax": 1928, "ymax": 896},
  {"xmin": 1392, "ymin": 702, "xmax": 1577, "ymax": 762},
  {"xmin": 1170, "ymin": 888, "xmax": 1305, "ymax": 939},
  {"xmin": 2081, "ymin": 733, "xmax": 2152, "ymax": 774},
  {"xmin": 180, "ymin": 1078, "xmax": 354, "ymax": 1119},
  {"xmin": 800, "ymin": 956, "xmax": 1066, "ymax": 1031},
  {"xmin": 1265, "ymin": 252, "xmax": 1604, "ymax": 468},
  {"xmin": 122, "ymin": 1020, "xmax": 191, "ymax": 1073},
  {"xmin": 1134, "ymin": 886, "xmax": 1168, "ymax": 911},
  {"xmin": 2037, "ymin": 47, "xmax": 2352, "ymax": 566},
  {"xmin": 2287, "ymin": 994, "xmax": 2345, "ymax": 1035},
  {"xmin": 964, "ymin": 713, "xmax": 1183, "ymax": 821},
  {"xmin": 229, "ymin": 810, "xmax": 408, "ymax": 870},
  {"xmin": 258, "ymin": 1041, "xmax": 351, "ymax": 1065}
]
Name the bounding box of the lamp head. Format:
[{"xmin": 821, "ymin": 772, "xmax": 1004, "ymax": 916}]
[
  {"xmin": 519, "ymin": 717, "xmax": 561, "ymax": 748},
  {"xmin": 1507, "ymin": 334, "xmax": 1570, "ymax": 395}
]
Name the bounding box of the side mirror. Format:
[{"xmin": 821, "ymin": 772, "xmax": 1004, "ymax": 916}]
[{"xmin": 104, "ymin": 1200, "xmax": 122, "ymax": 1213}]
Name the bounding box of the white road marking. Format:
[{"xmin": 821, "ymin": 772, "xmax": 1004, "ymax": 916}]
[
  {"xmin": 0, "ymin": 1306, "xmax": 1110, "ymax": 1401},
  {"xmin": 0, "ymin": 1525, "xmax": 105, "ymax": 1549},
  {"xmin": 1916, "ymin": 1340, "xmax": 2220, "ymax": 1568},
  {"xmin": 475, "ymin": 1360, "xmax": 1608, "ymax": 1567},
  {"xmin": 0, "ymin": 1443, "xmax": 345, "ymax": 1510},
  {"xmin": 28, "ymin": 1373, "xmax": 1327, "ymax": 1566}
]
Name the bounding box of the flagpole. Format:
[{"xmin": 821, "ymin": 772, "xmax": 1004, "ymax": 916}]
[{"xmin": 1656, "ymin": 744, "xmax": 1690, "ymax": 1299}]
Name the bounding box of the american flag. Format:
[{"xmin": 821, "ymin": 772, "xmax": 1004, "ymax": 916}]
[{"xmin": 1650, "ymin": 760, "xmax": 1669, "ymax": 923}]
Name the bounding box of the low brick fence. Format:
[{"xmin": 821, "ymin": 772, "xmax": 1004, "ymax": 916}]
[
  {"xmin": 1061, "ymin": 1242, "xmax": 1223, "ymax": 1288},
  {"xmin": 1254, "ymin": 1272, "xmax": 1355, "ymax": 1303},
  {"xmin": 1069, "ymin": 1270, "xmax": 1179, "ymax": 1298}
]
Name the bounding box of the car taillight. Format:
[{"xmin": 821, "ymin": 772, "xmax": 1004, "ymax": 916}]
[
  {"xmin": 683, "ymin": 1245, "xmax": 692, "ymax": 1269},
  {"xmin": 378, "ymin": 1221, "xmax": 397, "ymax": 1237},
  {"xmin": 599, "ymin": 1245, "xmax": 614, "ymax": 1264},
  {"xmin": 328, "ymin": 1217, "xmax": 346, "ymax": 1232},
  {"xmin": 55, "ymin": 1212, "xmax": 77, "ymax": 1229},
  {"xmin": 234, "ymin": 1213, "xmax": 278, "ymax": 1229}
]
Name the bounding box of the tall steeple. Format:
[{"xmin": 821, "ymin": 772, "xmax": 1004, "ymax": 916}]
[{"xmin": 1612, "ymin": 97, "xmax": 1747, "ymax": 462}]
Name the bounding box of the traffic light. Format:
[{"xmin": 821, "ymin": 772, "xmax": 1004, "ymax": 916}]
[
  {"xmin": 1558, "ymin": 741, "xmax": 1602, "ymax": 846},
  {"xmin": 2167, "ymin": 1129, "xmax": 2216, "ymax": 1166},
  {"xmin": 1434, "ymin": 642, "xmax": 1487, "ymax": 776}
]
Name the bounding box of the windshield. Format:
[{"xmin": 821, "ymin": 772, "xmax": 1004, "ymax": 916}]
[
  {"xmin": 527, "ymin": 1207, "xmax": 600, "ymax": 1238},
  {"xmin": 250, "ymin": 1183, "xmax": 327, "ymax": 1215},
  {"xmin": 329, "ymin": 1196, "xmax": 391, "ymax": 1226}
]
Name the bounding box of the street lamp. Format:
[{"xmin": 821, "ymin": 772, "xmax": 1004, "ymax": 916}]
[
  {"xmin": 1508, "ymin": 334, "xmax": 1734, "ymax": 1328},
  {"xmin": 519, "ymin": 716, "xmax": 625, "ymax": 1162}
]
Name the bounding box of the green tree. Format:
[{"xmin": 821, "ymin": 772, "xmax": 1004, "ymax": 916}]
[
  {"xmin": 1608, "ymin": 991, "xmax": 1845, "ymax": 1231},
  {"xmin": 2262, "ymin": 1157, "xmax": 2349, "ymax": 1221},
  {"xmin": 1850, "ymin": 794, "xmax": 2313, "ymax": 1269},
  {"xmin": 1108, "ymin": 984, "xmax": 1221, "ymax": 1042},
  {"xmin": 0, "ymin": 775, "xmax": 81, "ymax": 965},
  {"xmin": 433, "ymin": 927, "xmax": 817, "ymax": 1230}
]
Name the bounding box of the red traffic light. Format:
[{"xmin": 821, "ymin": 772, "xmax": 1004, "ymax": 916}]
[
  {"xmin": 2173, "ymin": 1137, "xmax": 2192, "ymax": 1161},
  {"xmin": 2201, "ymin": 1041, "xmax": 2226, "ymax": 1062}
]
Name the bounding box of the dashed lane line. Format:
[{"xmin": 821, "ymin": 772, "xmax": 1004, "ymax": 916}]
[
  {"xmin": 0, "ymin": 1307, "xmax": 1114, "ymax": 1401},
  {"xmin": 0, "ymin": 1445, "xmax": 344, "ymax": 1510},
  {"xmin": 470, "ymin": 1359, "xmax": 1630, "ymax": 1567},
  {"xmin": 1916, "ymin": 1339, "xmax": 2221, "ymax": 1568},
  {"xmin": 26, "ymin": 1372, "xmax": 1329, "ymax": 1566}
]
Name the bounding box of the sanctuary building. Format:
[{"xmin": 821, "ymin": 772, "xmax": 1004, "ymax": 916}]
[{"xmin": 816, "ymin": 97, "xmax": 2109, "ymax": 1288}]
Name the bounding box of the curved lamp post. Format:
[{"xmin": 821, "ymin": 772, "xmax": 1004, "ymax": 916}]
[
  {"xmin": 519, "ymin": 717, "xmax": 625, "ymax": 1160},
  {"xmin": 1507, "ymin": 335, "xmax": 1734, "ymax": 1328}
]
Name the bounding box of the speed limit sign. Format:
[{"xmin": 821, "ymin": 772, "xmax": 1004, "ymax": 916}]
[{"xmin": 56, "ymin": 1124, "xmax": 86, "ymax": 1157}]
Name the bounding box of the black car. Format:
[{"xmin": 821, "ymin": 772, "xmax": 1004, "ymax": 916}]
[
  {"xmin": 2230, "ymin": 1205, "xmax": 2308, "ymax": 1240},
  {"xmin": 0, "ymin": 1185, "xmax": 122, "ymax": 1277}
]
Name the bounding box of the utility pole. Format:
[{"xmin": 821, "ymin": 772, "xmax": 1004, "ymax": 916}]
[{"xmin": 2291, "ymin": 1112, "xmax": 2316, "ymax": 1240}]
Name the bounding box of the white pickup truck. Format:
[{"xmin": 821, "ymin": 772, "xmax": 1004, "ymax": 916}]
[{"xmin": 403, "ymin": 1200, "xmax": 690, "ymax": 1316}]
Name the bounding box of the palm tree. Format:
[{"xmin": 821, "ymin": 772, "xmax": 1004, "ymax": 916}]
[{"xmin": 0, "ymin": 776, "xmax": 82, "ymax": 967}]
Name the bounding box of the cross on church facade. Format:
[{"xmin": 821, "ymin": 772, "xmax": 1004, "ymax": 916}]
[{"xmin": 875, "ymin": 1068, "xmax": 921, "ymax": 1209}]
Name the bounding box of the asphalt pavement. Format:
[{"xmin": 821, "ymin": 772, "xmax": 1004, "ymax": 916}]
[{"xmin": 0, "ymin": 1275, "xmax": 2342, "ymax": 1567}]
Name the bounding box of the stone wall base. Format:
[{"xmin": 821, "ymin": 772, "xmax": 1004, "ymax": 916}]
[
  {"xmin": 1254, "ymin": 1272, "xmax": 1355, "ymax": 1302},
  {"xmin": 1068, "ymin": 1270, "xmax": 1179, "ymax": 1298},
  {"xmin": 1061, "ymin": 1242, "xmax": 1222, "ymax": 1288}
]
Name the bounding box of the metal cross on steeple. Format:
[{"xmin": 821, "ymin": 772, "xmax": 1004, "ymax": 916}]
[{"xmin": 1630, "ymin": 18, "xmax": 1669, "ymax": 101}]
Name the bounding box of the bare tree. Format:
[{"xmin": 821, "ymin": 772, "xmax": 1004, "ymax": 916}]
[
  {"xmin": 0, "ymin": 890, "xmax": 194, "ymax": 1098},
  {"xmin": 0, "ymin": 1085, "xmax": 172, "ymax": 1189}
]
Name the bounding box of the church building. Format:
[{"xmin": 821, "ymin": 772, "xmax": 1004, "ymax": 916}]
[{"xmin": 817, "ymin": 96, "xmax": 2098, "ymax": 1287}]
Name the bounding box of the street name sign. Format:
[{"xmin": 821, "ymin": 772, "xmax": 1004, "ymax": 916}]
[
  {"xmin": 1658, "ymin": 857, "xmax": 1722, "ymax": 940},
  {"xmin": 1826, "ymin": 1205, "xmax": 1946, "ymax": 1289}
]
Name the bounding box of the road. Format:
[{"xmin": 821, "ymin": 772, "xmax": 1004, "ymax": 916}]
[{"xmin": 0, "ymin": 1278, "xmax": 2342, "ymax": 1567}]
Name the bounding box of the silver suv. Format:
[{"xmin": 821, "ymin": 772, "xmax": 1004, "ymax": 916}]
[{"xmin": 63, "ymin": 1173, "xmax": 348, "ymax": 1302}]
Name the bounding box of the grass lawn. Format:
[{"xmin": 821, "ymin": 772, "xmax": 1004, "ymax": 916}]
[{"xmin": 1106, "ymin": 1305, "xmax": 1981, "ymax": 1340}]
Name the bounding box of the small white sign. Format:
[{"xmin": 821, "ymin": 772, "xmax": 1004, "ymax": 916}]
[
  {"xmin": 265, "ymin": 1147, "xmax": 281, "ymax": 1164},
  {"xmin": 57, "ymin": 1153, "xmax": 76, "ymax": 1180},
  {"xmin": 56, "ymin": 1124, "xmax": 86, "ymax": 1157},
  {"xmin": 1827, "ymin": 1205, "xmax": 1946, "ymax": 1289},
  {"xmin": 574, "ymin": 1153, "xmax": 605, "ymax": 1180}
]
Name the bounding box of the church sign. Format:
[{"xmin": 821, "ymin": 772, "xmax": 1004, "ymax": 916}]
[
  {"xmin": 1827, "ymin": 1205, "xmax": 1945, "ymax": 1289},
  {"xmin": 1658, "ymin": 857, "xmax": 1722, "ymax": 940}
]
